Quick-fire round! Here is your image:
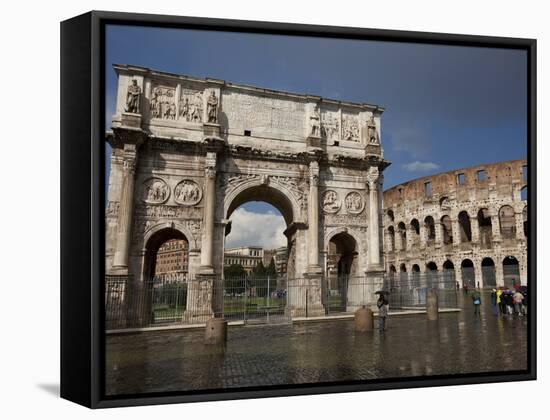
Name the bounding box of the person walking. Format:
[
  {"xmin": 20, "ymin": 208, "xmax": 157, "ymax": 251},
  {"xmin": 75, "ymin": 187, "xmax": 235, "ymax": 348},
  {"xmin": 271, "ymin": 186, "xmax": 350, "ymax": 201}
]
[
  {"xmin": 496, "ymin": 288, "xmax": 503, "ymax": 315},
  {"xmin": 513, "ymin": 290, "xmax": 524, "ymax": 316},
  {"xmin": 471, "ymin": 289, "xmax": 481, "ymax": 317},
  {"xmin": 505, "ymin": 290, "xmax": 514, "ymax": 315},
  {"xmin": 377, "ymin": 294, "xmax": 389, "ymax": 332},
  {"xmin": 490, "ymin": 289, "xmax": 498, "ymax": 316}
]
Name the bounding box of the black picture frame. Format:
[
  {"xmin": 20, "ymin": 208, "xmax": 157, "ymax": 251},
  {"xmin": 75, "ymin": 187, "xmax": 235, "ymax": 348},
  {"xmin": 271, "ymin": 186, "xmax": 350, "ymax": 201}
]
[{"xmin": 60, "ymin": 10, "xmax": 537, "ymax": 409}]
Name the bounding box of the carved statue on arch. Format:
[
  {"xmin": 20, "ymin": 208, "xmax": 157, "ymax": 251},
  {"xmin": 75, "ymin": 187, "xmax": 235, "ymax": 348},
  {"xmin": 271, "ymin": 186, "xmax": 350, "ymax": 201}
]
[{"xmin": 125, "ymin": 79, "xmax": 141, "ymax": 114}]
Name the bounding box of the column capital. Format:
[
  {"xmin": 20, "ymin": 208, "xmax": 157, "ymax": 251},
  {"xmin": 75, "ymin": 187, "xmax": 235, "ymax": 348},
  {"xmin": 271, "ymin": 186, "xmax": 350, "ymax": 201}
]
[{"xmin": 366, "ymin": 166, "xmax": 380, "ymax": 190}]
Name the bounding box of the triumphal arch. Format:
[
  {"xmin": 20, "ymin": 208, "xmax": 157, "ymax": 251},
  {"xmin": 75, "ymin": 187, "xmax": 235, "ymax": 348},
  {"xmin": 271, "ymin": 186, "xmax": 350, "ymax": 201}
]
[{"xmin": 106, "ymin": 64, "xmax": 389, "ymax": 321}]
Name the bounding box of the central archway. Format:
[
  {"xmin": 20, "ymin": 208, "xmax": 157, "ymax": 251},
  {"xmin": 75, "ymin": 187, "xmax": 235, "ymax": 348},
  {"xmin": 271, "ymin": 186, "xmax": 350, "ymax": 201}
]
[{"xmin": 222, "ymin": 182, "xmax": 299, "ymax": 322}]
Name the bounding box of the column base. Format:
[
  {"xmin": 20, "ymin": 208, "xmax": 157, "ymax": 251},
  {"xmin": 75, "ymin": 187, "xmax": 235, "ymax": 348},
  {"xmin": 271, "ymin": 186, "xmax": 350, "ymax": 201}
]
[
  {"xmin": 366, "ymin": 264, "xmax": 385, "ymax": 273},
  {"xmin": 198, "ymin": 265, "xmax": 215, "ymax": 276},
  {"xmin": 120, "ymin": 112, "xmax": 142, "ymax": 128},
  {"xmin": 306, "ymin": 135, "xmax": 322, "ymax": 150},
  {"xmin": 184, "ymin": 271, "xmax": 216, "ymax": 324},
  {"xmin": 307, "ymin": 264, "xmax": 323, "ymax": 275},
  {"xmin": 203, "ymin": 122, "xmax": 221, "ymax": 138},
  {"xmin": 108, "ymin": 265, "xmax": 129, "ymax": 276}
]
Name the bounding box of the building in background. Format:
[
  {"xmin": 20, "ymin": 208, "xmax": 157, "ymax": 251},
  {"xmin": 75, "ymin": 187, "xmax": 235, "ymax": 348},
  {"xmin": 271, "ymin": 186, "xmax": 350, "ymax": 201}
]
[
  {"xmin": 383, "ymin": 159, "xmax": 527, "ymax": 288},
  {"xmin": 154, "ymin": 239, "xmax": 189, "ymax": 282},
  {"xmin": 224, "ymin": 246, "xmax": 264, "ymax": 274},
  {"xmin": 224, "ymin": 245, "xmax": 289, "ymax": 278}
]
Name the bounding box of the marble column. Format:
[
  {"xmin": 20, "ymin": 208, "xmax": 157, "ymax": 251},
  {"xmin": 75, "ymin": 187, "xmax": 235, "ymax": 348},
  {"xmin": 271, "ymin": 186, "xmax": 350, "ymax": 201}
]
[
  {"xmin": 113, "ymin": 149, "xmax": 138, "ymax": 270},
  {"xmin": 367, "ymin": 167, "xmax": 381, "ymax": 269},
  {"xmin": 307, "ymin": 161, "xmax": 321, "ymax": 272},
  {"xmin": 199, "ymin": 151, "xmax": 217, "ymax": 274},
  {"xmin": 300, "ymin": 160, "xmax": 324, "ymax": 317},
  {"xmin": 185, "ymin": 151, "xmax": 217, "ymax": 323}
]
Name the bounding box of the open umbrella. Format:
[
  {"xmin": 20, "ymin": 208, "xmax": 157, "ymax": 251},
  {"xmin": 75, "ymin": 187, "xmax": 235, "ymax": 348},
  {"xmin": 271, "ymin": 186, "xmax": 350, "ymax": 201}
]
[{"xmin": 375, "ymin": 290, "xmax": 389, "ymax": 295}]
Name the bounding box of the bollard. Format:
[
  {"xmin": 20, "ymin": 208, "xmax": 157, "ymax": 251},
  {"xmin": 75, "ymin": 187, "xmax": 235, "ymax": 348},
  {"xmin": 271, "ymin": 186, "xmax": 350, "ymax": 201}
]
[
  {"xmin": 426, "ymin": 288, "xmax": 439, "ymax": 321},
  {"xmin": 354, "ymin": 305, "xmax": 374, "ymax": 332},
  {"xmin": 204, "ymin": 317, "xmax": 227, "ymax": 345}
]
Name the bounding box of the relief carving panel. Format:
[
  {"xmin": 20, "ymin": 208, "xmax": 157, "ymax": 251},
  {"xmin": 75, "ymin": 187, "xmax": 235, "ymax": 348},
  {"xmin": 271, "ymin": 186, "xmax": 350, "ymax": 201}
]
[
  {"xmin": 342, "ymin": 114, "xmax": 360, "ymax": 142},
  {"xmin": 345, "ymin": 191, "xmax": 365, "ymax": 214},
  {"xmin": 174, "ymin": 180, "xmax": 203, "ymax": 206},
  {"xmin": 141, "ymin": 178, "xmax": 170, "ymax": 204},
  {"xmin": 322, "ymin": 190, "xmax": 341, "ymax": 213},
  {"xmin": 150, "ymin": 85, "xmax": 176, "ymax": 120},
  {"xmin": 178, "ymin": 88, "xmax": 203, "ymax": 123}
]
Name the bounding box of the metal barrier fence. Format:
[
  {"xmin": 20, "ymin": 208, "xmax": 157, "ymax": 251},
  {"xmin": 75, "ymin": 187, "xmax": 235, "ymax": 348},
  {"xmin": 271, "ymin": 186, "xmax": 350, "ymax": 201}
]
[{"xmin": 105, "ymin": 272, "xmax": 459, "ymax": 330}]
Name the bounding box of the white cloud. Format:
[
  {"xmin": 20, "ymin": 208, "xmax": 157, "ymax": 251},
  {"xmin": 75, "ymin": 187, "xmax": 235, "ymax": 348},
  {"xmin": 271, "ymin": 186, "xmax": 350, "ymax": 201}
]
[
  {"xmin": 402, "ymin": 161, "xmax": 440, "ymax": 172},
  {"xmin": 225, "ymin": 208, "xmax": 287, "ymax": 249}
]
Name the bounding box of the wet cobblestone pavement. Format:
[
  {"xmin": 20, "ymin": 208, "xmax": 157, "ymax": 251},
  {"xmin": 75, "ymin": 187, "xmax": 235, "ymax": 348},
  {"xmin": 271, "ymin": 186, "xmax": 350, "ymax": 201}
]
[{"xmin": 105, "ymin": 293, "xmax": 528, "ymax": 396}]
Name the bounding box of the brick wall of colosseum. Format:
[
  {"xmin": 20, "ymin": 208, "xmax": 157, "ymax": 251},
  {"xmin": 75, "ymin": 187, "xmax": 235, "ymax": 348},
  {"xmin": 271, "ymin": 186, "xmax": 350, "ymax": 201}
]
[{"xmin": 382, "ymin": 159, "xmax": 528, "ymax": 288}]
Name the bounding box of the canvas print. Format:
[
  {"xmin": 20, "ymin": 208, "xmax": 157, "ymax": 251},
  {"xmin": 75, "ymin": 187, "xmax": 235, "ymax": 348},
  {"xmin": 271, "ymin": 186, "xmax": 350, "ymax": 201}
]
[{"xmin": 103, "ymin": 24, "xmax": 529, "ymax": 397}]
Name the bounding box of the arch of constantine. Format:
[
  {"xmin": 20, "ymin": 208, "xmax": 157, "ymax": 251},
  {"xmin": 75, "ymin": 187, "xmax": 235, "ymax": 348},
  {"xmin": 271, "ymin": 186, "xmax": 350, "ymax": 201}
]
[
  {"xmin": 383, "ymin": 160, "xmax": 528, "ymax": 288},
  {"xmin": 105, "ymin": 64, "xmax": 389, "ymax": 322}
]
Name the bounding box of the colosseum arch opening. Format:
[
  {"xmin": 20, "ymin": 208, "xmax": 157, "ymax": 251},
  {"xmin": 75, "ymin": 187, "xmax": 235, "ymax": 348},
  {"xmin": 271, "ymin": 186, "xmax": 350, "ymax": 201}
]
[
  {"xmin": 481, "ymin": 257, "xmax": 497, "ymax": 288},
  {"xmin": 440, "ymin": 215, "xmax": 453, "ymax": 245},
  {"xmin": 477, "ymin": 208, "xmax": 493, "ymax": 248},
  {"xmin": 426, "ymin": 262, "xmax": 438, "ymax": 288},
  {"xmin": 424, "ymin": 216, "xmax": 436, "ymax": 245},
  {"xmin": 397, "ymin": 222, "xmax": 407, "ymax": 250},
  {"xmin": 387, "ymin": 226, "xmax": 396, "ymax": 252},
  {"xmin": 410, "ymin": 219, "xmax": 420, "ymax": 247},
  {"xmin": 502, "ymin": 256, "xmax": 520, "ymax": 287},
  {"xmin": 443, "ymin": 260, "xmax": 455, "ymax": 283},
  {"xmin": 458, "ymin": 211, "xmax": 472, "ymax": 243},
  {"xmin": 461, "ymin": 259, "xmax": 475, "ymax": 288}
]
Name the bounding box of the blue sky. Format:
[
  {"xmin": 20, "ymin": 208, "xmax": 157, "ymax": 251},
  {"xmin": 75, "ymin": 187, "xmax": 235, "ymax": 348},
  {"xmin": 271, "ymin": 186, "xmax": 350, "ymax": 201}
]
[{"xmin": 105, "ymin": 24, "xmax": 527, "ymax": 248}]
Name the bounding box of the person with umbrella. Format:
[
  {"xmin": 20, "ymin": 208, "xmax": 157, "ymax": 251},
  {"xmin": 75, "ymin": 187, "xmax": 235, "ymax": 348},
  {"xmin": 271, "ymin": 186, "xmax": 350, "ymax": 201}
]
[
  {"xmin": 471, "ymin": 288, "xmax": 481, "ymax": 317},
  {"xmin": 376, "ymin": 291, "xmax": 389, "ymax": 332}
]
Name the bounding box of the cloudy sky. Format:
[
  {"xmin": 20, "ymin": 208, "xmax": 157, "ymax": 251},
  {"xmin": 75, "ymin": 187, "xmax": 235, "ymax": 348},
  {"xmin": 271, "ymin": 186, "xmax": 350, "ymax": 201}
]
[{"xmin": 105, "ymin": 24, "xmax": 527, "ymax": 249}]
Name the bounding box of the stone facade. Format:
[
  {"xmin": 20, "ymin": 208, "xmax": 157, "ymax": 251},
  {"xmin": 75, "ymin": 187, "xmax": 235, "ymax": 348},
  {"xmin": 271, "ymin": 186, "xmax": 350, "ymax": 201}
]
[
  {"xmin": 106, "ymin": 64, "xmax": 389, "ymax": 319},
  {"xmin": 383, "ymin": 160, "xmax": 528, "ymax": 288}
]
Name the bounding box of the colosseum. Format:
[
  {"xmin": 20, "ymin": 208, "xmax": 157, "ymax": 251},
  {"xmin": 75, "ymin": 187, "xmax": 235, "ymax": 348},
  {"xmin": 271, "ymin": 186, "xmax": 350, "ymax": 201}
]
[{"xmin": 383, "ymin": 159, "xmax": 528, "ymax": 289}]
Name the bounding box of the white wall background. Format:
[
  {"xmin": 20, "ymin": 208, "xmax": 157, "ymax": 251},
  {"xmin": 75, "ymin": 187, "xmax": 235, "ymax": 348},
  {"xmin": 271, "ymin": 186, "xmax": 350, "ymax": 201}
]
[{"xmin": 0, "ymin": 0, "xmax": 547, "ymax": 417}]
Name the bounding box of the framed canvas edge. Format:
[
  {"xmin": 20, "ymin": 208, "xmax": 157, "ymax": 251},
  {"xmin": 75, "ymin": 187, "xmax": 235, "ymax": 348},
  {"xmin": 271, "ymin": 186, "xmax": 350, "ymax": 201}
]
[{"xmin": 60, "ymin": 9, "xmax": 537, "ymax": 409}]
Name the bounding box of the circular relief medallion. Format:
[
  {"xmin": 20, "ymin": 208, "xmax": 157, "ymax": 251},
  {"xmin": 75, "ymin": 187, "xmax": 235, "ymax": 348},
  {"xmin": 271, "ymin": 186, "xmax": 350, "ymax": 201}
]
[
  {"xmin": 174, "ymin": 179, "xmax": 202, "ymax": 206},
  {"xmin": 322, "ymin": 190, "xmax": 341, "ymax": 213},
  {"xmin": 345, "ymin": 191, "xmax": 364, "ymax": 214},
  {"xmin": 141, "ymin": 178, "xmax": 170, "ymax": 204}
]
